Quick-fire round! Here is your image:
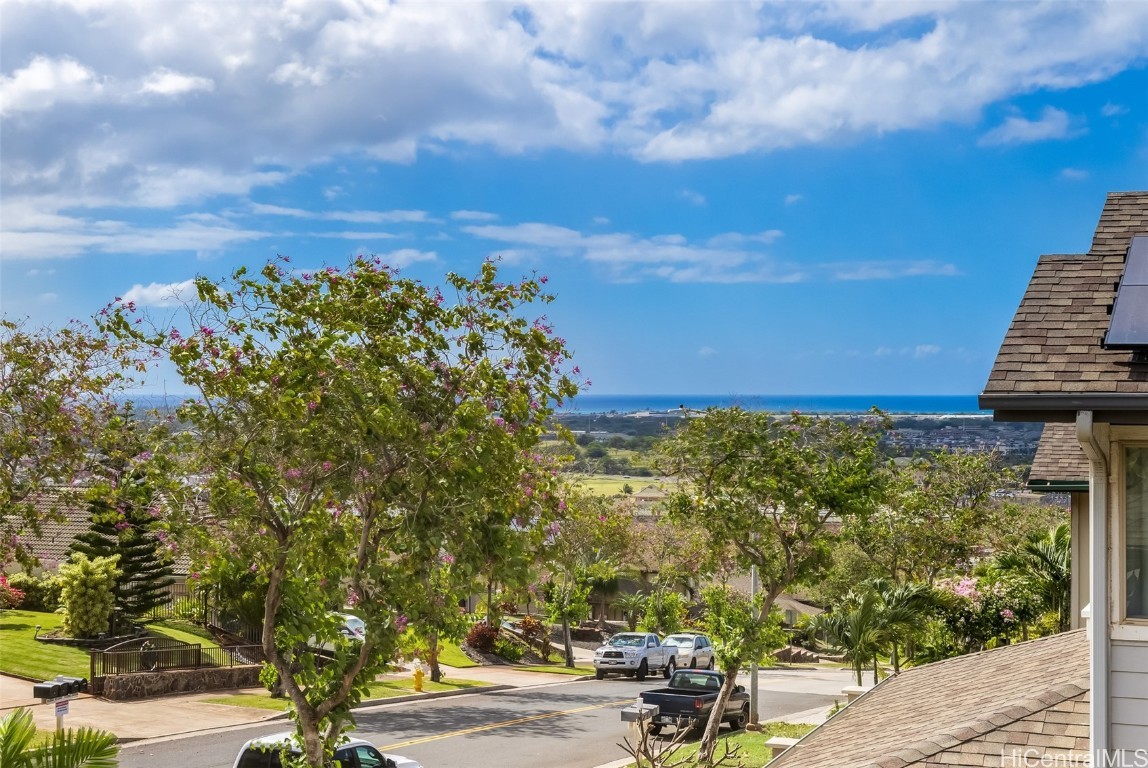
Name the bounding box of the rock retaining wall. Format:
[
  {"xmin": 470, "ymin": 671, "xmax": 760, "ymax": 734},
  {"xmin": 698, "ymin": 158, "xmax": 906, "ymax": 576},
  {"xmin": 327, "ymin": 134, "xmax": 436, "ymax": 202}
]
[{"xmin": 98, "ymin": 665, "xmax": 262, "ymax": 700}]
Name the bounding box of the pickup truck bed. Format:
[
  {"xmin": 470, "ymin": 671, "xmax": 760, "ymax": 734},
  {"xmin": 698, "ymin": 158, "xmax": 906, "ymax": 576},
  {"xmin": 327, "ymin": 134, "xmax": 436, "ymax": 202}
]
[{"xmin": 638, "ymin": 669, "xmax": 749, "ymax": 735}]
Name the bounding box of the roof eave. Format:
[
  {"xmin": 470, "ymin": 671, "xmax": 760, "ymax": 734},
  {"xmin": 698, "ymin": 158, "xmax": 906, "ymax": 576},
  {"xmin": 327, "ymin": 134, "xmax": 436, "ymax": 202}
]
[
  {"xmin": 1027, "ymin": 479, "xmax": 1089, "ymax": 493},
  {"xmin": 979, "ymin": 393, "xmax": 1148, "ymax": 424}
]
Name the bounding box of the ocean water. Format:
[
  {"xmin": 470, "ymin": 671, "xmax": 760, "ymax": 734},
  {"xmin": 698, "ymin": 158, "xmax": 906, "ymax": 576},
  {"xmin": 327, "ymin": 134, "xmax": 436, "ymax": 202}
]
[{"xmin": 559, "ymin": 394, "xmax": 985, "ymax": 415}]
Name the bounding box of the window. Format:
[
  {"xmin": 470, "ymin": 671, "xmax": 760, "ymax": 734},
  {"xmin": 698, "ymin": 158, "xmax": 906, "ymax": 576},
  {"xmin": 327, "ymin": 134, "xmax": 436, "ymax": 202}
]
[
  {"xmin": 1127, "ymin": 446, "xmax": 1148, "ymax": 619},
  {"xmin": 647, "ymin": 637, "xmax": 657, "ymax": 648},
  {"xmin": 353, "ymin": 745, "xmax": 389, "ymax": 768}
]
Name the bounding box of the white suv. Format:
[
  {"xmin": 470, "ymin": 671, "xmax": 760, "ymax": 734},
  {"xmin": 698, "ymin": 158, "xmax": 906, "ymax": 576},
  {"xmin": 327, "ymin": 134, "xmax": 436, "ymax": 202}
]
[
  {"xmin": 232, "ymin": 732, "xmax": 421, "ymax": 768},
  {"xmin": 593, "ymin": 632, "xmax": 675, "ymax": 681},
  {"xmin": 661, "ymin": 633, "xmax": 715, "ymax": 669}
]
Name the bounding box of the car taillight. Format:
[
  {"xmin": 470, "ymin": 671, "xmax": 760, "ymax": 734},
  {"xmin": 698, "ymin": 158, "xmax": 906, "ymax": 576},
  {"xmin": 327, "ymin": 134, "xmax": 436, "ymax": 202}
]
[{"xmin": 694, "ymin": 698, "xmax": 703, "ymax": 710}]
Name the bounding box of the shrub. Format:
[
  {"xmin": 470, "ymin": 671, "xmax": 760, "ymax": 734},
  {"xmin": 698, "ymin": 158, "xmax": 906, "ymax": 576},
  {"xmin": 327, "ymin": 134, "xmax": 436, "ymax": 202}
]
[
  {"xmin": 0, "ymin": 574, "xmax": 25, "ymax": 608},
  {"xmin": 639, "ymin": 590, "xmax": 687, "ymax": 635},
  {"xmin": 465, "ymin": 621, "xmax": 499, "ymax": 653},
  {"xmin": 58, "ymin": 553, "xmax": 120, "ymax": 638},
  {"xmin": 493, "ymin": 637, "xmax": 524, "ymax": 662},
  {"xmin": 6, "ymin": 572, "xmax": 60, "ymax": 611},
  {"xmin": 519, "ymin": 614, "xmax": 554, "ymax": 662}
]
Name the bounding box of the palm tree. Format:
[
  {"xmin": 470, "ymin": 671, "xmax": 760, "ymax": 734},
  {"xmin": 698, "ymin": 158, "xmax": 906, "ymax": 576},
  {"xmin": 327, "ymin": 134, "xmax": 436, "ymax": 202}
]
[
  {"xmin": 812, "ymin": 590, "xmax": 886, "ymax": 686},
  {"xmin": 869, "ymin": 578, "xmax": 949, "ymax": 673},
  {"xmin": 612, "ymin": 591, "xmax": 649, "ymax": 631},
  {"xmin": 0, "ymin": 708, "xmax": 118, "ymax": 768},
  {"xmin": 996, "ymin": 522, "xmax": 1071, "ymax": 632}
]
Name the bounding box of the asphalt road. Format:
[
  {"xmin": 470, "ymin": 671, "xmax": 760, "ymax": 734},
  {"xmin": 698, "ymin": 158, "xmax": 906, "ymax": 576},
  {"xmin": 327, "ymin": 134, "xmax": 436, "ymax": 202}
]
[{"xmin": 116, "ymin": 675, "xmax": 840, "ymax": 768}]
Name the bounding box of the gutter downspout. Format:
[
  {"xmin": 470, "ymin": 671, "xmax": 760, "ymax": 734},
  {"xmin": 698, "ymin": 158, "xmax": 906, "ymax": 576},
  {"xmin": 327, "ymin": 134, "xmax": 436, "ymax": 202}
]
[{"xmin": 1076, "ymin": 410, "xmax": 1109, "ymax": 761}]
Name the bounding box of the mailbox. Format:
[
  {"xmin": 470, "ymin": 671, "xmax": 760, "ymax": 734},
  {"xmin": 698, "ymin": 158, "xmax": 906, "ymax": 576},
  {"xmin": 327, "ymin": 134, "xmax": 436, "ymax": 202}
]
[{"xmin": 33, "ymin": 676, "xmax": 88, "ymax": 700}]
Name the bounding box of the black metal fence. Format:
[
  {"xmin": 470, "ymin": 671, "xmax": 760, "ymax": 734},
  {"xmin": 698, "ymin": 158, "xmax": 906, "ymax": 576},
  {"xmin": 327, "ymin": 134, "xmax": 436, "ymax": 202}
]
[
  {"xmin": 146, "ymin": 581, "xmax": 208, "ymax": 622},
  {"xmin": 91, "ymin": 641, "xmax": 264, "ymax": 678}
]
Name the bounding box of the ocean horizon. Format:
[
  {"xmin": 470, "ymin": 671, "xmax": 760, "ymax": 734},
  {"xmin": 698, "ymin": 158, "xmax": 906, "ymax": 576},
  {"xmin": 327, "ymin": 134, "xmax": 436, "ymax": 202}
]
[{"xmin": 560, "ymin": 394, "xmax": 985, "ymax": 415}]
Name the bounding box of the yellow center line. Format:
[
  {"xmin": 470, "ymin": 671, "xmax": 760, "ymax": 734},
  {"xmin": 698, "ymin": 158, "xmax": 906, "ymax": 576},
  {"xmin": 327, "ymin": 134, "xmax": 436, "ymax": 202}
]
[{"xmin": 375, "ymin": 698, "xmax": 634, "ymax": 750}]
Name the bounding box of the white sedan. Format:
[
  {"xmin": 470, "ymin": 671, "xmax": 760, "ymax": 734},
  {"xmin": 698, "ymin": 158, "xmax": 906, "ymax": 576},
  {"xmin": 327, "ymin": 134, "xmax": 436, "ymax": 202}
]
[{"xmin": 232, "ymin": 731, "xmax": 421, "ymax": 768}]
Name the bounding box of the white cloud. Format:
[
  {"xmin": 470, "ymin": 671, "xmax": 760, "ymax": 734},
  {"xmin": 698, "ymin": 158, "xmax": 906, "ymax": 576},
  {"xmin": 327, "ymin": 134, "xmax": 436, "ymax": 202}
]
[
  {"xmin": 830, "ymin": 260, "xmax": 960, "ymax": 280},
  {"xmin": 1, "ymin": 0, "xmax": 1144, "ymax": 222},
  {"xmin": 312, "ymin": 231, "xmax": 398, "ymax": 240},
  {"xmin": 451, "ymin": 210, "xmax": 499, "ymax": 221},
  {"xmin": 784, "ymin": 194, "xmax": 804, "ymax": 206},
  {"xmin": 1102, "ymin": 102, "xmax": 1129, "ymax": 117},
  {"xmin": 37, "ymin": 292, "xmax": 59, "ymax": 302},
  {"xmin": 251, "ymin": 204, "xmax": 431, "ymax": 224},
  {"xmin": 1060, "ymin": 168, "xmax": 1089, "ymax": 181},
  {"xmin": 465, "ymin": 220, "xmax": 955, "ymax": 285},
  {"xmin": 322, "ymin": 186, "xmax": 343, "ymax": 201},
  {"xmin": 121, "ymin": 279, "xmax": 197, "ymax": 307},
  {"xmin": 139, "ymin": 68, "xmax": 214, "ymax": 96},
  {"xmin": 0, "ymin": 55, "xmax": 101, "ymax": 116},
  {"xmin": 914, "ymin": 344, "xmax": 942, "ymax": 359},
  {"xmin": 679, "ymin": 189, "xmax": 707, "ymax": 206},
  {"xmin": 979, "ymin": 107, "xmax": 1083, "ymax": 146},
  {"xmin": 698, "ymin": 346, "xmax": 718, "ymax": 358},
  {"xmin": 377, "ymin": 249, "xmax": 437, "ymax": 268},
  {"xmin": 592, "ymin": 216, "xmax": 611, "ymax": 226}
]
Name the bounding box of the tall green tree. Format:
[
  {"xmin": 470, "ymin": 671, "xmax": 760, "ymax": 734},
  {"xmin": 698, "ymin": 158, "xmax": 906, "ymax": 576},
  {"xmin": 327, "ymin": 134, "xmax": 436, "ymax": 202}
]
[
  {"xmin": 659, "ymin": 408, "xmax": 887, "ymax": 764},
  {"xmin": 849, "ymin": 449, "xmax": 1015, "ymax": 584},
  {"xmin": 0, "ymin": 707, "xmax": 118, "ymax": 768},
  {"xmin": 103, "ymin": 257, "xmax": 578, "ymax": 768},
  {"xmin": 659, "ymin": 408, "xmax": 888, "ymax": 613},
  {"xmin": 695, "ymin": 585, "xmax": 785, "ymax": 763},
  {"xmin": 71, "ymin": 407, "xmax": 175, "ymax": 623},
  {"xmin": 544, "ymin": 491, "xmax": 635, "ymax": 665},
  {"xmin": 0, "ymin": 318, "xmax": 137, "ymax": 570},
  {"xmin": 811, "ymin": 589, "xmax": 887, "ymax": 687}
]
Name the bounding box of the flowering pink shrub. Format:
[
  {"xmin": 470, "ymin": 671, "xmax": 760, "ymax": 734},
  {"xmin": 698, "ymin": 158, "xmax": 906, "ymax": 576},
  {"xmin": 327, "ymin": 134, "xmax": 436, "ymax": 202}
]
[{"xmin": 0, "ymin": 574, "xmax": 25, "ymax": 608}]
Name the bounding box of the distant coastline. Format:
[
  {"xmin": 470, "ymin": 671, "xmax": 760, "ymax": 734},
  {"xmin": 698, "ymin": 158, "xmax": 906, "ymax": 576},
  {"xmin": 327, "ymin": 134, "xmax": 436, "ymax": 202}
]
[{"xmin": 560, "ymin": 394, "xmax": 986, "ymax": 415}]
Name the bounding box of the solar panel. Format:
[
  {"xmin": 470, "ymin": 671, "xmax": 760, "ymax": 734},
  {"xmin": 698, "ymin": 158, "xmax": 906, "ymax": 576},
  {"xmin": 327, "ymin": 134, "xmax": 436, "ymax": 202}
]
[{"xmin": 1104, "ymin": 236, "xmax": 1148, "ymax": 350}]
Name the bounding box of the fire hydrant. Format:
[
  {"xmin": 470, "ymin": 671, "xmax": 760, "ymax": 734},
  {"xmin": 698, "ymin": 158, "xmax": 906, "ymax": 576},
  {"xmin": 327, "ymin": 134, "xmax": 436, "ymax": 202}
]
[{"xmin": 412, "ymin": 662, "xmax": 424, "ymax": 693}]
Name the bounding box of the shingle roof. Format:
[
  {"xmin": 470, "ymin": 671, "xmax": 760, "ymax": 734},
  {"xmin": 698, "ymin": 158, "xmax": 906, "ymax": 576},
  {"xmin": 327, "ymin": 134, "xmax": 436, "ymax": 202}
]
[
  {"xmin": 769, "ymin": 630, "xmax": 1089, "ymax": 768},
  {"xmin": 1028, "ymin": 423, "xmax": 1088, "ymax": 488},
  {"xmin": 981, "ymin": 192, "xmax": 1148, "ymax": 411}
]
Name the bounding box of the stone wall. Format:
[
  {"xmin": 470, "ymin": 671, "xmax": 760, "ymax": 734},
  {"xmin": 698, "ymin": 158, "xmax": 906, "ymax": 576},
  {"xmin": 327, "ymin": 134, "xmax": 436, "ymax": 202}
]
[{"xmin": 98, "ymin": 665, "xmax": 262, "ymax": 700}]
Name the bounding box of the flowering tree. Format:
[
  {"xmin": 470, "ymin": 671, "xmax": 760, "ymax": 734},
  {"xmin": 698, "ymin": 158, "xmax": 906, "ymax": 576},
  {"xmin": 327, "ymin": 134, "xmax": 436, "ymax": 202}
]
[
  {"xmin": 0, "ymin": 318, "xmax": 138, "ymax": 570},
  {"xmin": 102, "ymin": 257, "xmax": 578, "ymax": 768}
]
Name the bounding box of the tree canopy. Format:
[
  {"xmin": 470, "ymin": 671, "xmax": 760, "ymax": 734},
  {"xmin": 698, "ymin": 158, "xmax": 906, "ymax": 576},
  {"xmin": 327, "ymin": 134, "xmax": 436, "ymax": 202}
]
[{"xmin": 103, "ymin": 256, "xmax": 579, "ymax": 767}]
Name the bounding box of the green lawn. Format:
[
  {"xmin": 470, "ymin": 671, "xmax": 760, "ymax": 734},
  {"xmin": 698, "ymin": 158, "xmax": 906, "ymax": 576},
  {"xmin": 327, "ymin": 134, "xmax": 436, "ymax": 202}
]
[
  {"xmin": 0, "ymin": 610, "xmax": 91, "ymax": 680},
  {"xmin": 202, "ymin": 677, "xmax": 489, "ymax": 710},
  {"xmin": 515, "ymin": 663, "xmax": 595, "ymax": 675},
  {"xmin": 623, "ymin": 723, "xmax": 815, "ymax": 767},
  {"xmin": 145, "ymin": 618, "xmax": 221, "ymax": 648},
  {"xmin": 437, "ymin": 641, "xmax": 478, "ymax": 668}
]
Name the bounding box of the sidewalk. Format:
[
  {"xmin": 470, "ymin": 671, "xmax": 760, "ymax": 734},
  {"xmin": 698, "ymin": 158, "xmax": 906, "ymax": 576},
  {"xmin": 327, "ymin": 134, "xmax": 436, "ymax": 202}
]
[{"xmin": 0, "ymin": 659, "xmax": 589, "ymax": 743}]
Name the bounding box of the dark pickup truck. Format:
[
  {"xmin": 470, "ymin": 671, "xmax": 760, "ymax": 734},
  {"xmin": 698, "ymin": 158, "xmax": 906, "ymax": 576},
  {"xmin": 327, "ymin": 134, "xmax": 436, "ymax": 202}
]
[{"xmin": 638, "ymin": 669, "xmax": 750, "ymax": 736}]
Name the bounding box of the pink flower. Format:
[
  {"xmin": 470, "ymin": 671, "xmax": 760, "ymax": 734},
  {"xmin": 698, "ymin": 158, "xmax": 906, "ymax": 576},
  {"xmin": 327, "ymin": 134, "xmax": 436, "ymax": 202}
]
[
  {"xmin": 285, "ymin": 468, "xmax": 302, "ymax": 479},
  {"xmin": 249, "ymin": 563, "xmax": 258, "ymax": 573},
  {"xmin": 395, "ymin": 614, "xmax": 408, "ymax": 633},
  {"xmin": 322, "ymin": 461, "xmax": 333, "ymax": 472},
  {"xmin": 307, "ymin": 401, "xmax": 319, "ymax": 411}
]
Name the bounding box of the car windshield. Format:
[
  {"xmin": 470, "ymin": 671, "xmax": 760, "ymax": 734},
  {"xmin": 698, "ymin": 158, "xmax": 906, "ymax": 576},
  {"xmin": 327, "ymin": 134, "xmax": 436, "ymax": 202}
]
[
  {"xmin": 343, "ymin": 617, "xmax": 366, "ymax": 633},
  {"xmin": 608, "ymin": 634, "xmax": 646, "ymax": 647},
  {"xmin": 663, "ymin": 636, "xmax": 694, "ymax": 648}
]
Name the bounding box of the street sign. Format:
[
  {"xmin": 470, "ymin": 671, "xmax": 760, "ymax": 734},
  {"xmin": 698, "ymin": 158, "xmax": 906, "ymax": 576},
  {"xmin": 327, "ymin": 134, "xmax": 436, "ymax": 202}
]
[{"xmin": 54, "ymin": 700, "xmax": 68, "ymax": 717}]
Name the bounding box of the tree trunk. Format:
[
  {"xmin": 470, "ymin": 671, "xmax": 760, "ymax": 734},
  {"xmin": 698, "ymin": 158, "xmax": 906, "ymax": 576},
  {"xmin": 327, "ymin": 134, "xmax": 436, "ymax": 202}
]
[
  {"xmin": 486, "ymin": 577, "xmax": 495, "ymax": 626},
  {"xmin": 562, "ymin": 616, "xmax": 574, "ymax": 668},
  {"xmin": 891, "ymin": 641, "xmax": 900, "ymax": 674},
  {"xmin": 698, "ymin": 669, "xmax": 739, "ymax": 765},
  {"xmin": 429, "ymin": 631, "xmax": 442, "ymax": 683},
  {"xmin": 872, "ymin": 655, "xmax": 879, "ymax": 686}
]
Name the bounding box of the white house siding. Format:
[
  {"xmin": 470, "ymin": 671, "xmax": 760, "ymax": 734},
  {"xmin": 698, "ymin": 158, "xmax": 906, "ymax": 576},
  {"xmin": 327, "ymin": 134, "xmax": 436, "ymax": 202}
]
[{"xmin": 1110, "ymin": 640, "xmax": 1148, "ymax": 749}]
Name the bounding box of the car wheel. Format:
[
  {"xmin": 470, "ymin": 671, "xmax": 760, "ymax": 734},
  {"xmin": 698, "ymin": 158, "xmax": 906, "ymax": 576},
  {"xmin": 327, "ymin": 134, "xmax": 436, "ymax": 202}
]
[
  {"xmin": 647, "ymin": 724, "xmax": 663, "ymax": 738},
  {"xmin": 688, "ymin": 657, "xmax": 697, "ymax": 669},
  {"xmin": 595, "ymin": 669, "xmax": 605, "ymax": 680},
  {"xmin": 663, "ymin": 658, "xmax": 675, "ymax": 679},
  {"xmin": 706, "ymin": 657, "xmax": 715, "ymax": 670},
  {"xmin": 729, "ymin": 705, "xmax": 748, "ymax": 731},
  {"xmin": 636, "ymin": 660, "xmax": 648, "ymax": 681}
]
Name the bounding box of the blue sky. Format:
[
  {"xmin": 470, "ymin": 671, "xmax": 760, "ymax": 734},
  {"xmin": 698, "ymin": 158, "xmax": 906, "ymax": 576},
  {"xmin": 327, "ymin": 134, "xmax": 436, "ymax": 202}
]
[{"xmin": 1, "ymin": 1, "xmax": 1146, "ymax": 396}]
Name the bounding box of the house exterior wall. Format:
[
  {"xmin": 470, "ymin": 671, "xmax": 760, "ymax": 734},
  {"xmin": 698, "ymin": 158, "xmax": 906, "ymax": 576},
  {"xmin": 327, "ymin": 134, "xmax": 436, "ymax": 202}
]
[
  {"xmin": 1106, "ymin": 427, "xmax": 1148, "ymax": 754},
  {"xmin": 1072, "ymin": 492, "xmax": 1090, "ymax": 632}
]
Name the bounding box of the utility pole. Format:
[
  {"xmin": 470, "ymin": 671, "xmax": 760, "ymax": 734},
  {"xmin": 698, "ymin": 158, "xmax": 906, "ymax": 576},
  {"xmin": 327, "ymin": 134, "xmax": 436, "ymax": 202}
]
[{"xmin": 749, "ymin": 564, "xmax": 759, "ymax": 729}]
